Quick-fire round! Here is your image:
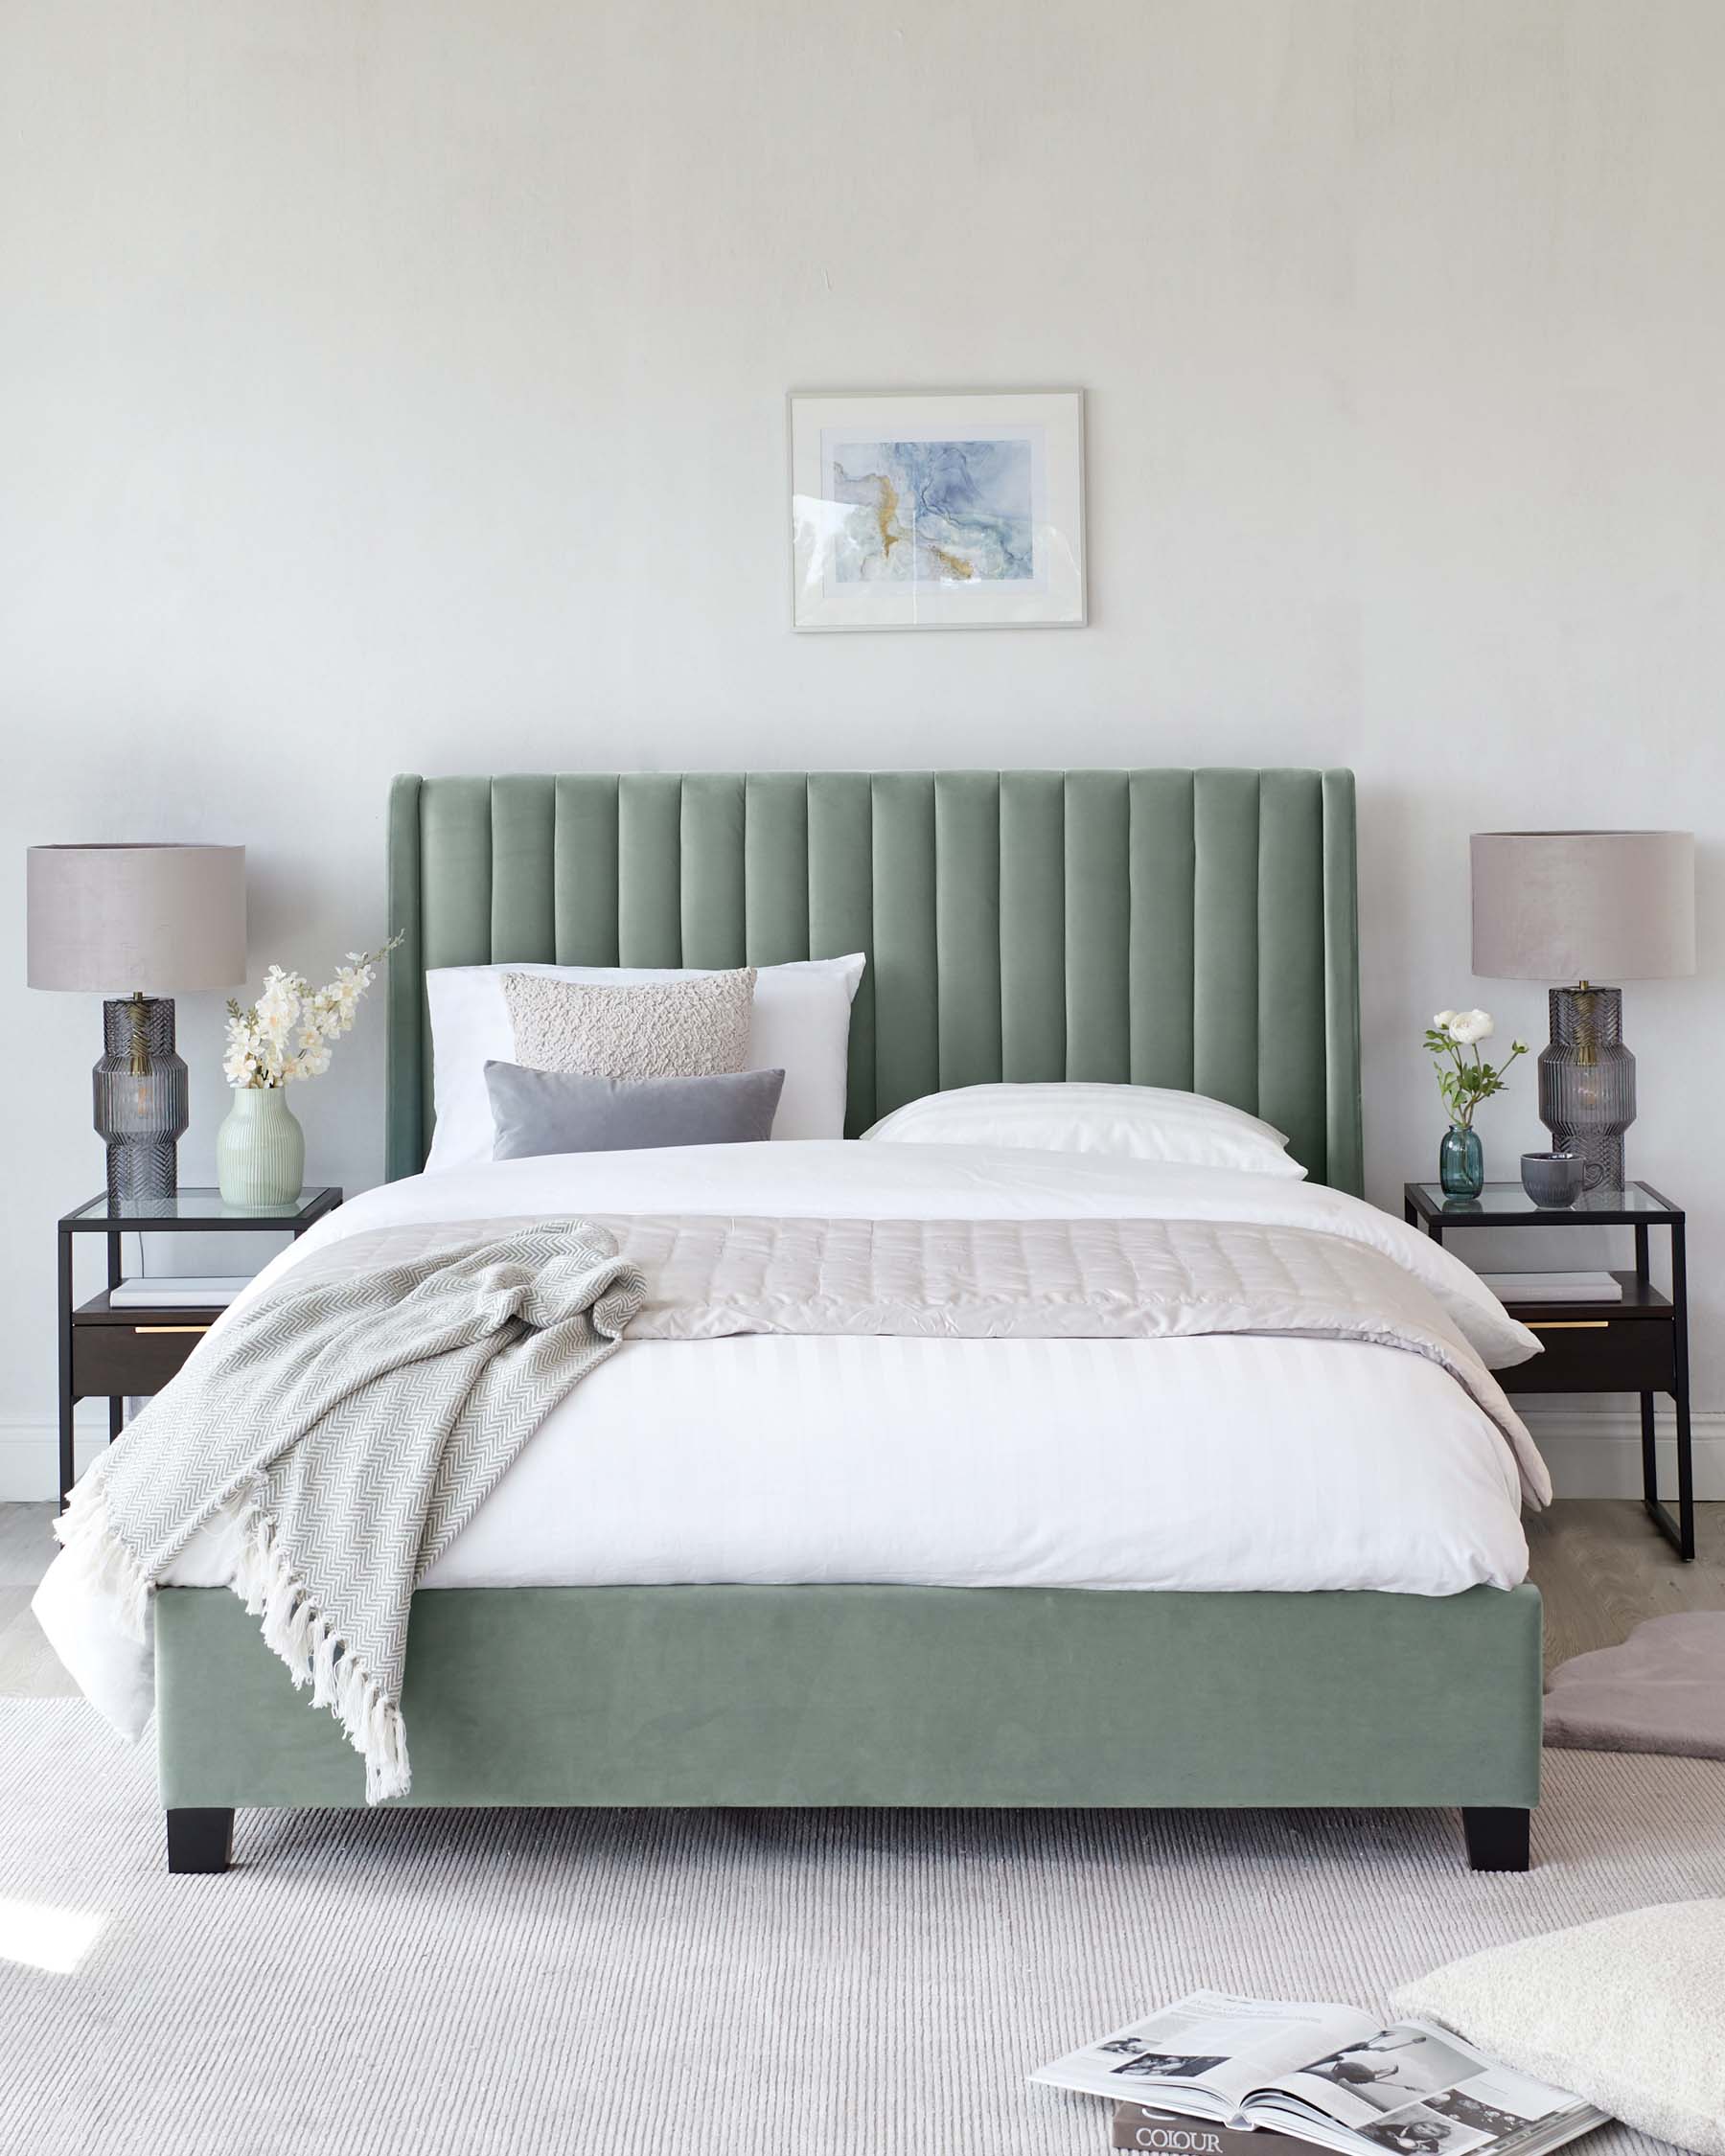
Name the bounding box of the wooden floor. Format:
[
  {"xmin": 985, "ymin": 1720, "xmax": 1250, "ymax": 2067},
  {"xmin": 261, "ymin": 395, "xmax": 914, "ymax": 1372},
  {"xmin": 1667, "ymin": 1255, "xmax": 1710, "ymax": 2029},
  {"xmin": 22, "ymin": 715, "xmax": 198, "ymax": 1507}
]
[
  {"xmin": 1524, "ymin": 1499, "xmax": 1725, "ymax": 1663},
  {"xmin": 3, "ymin": 1498, "xmax": 1721, "ymax": 1698}
]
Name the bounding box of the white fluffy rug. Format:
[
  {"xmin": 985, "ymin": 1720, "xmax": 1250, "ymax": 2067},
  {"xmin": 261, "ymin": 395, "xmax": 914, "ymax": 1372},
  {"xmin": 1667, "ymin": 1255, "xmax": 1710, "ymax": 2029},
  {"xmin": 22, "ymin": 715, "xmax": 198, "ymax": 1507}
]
[{"xmin": 3, "ymin": 1701, "xmax": 1722, "ymax": 2156}]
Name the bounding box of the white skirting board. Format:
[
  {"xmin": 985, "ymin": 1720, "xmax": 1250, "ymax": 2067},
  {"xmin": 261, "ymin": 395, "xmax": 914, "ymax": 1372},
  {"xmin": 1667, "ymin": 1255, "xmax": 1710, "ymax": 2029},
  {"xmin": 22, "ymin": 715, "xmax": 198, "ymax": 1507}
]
[
  {"xmin": 0, "ymin": 1422, "xmax": 112, "ymax": 1502},
  {"xmin": 1, "ymin": 1411, "xmax": 1721, "ymax": 1506},
  {"xmin": 1517, "ymin": 1405, "xmax": 1725, "ymax": 1500}
]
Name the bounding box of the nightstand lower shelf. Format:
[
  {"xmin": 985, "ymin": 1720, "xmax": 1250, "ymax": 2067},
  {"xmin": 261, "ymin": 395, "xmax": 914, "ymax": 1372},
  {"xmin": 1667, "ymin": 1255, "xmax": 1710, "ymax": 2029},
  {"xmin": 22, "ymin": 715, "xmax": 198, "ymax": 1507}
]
[
  {"xmin": 1500, "ymin": 1273, "xmax": 1674, "ymax": 1395},
  {"xmin": 57, "ymin": 1184, "xmax": 342, "ymax": 1508},
  {"xmin": 1405, "ymin": 1184, "xmax": 1692, "ymax": 1563},
  {"xmin": 71, "ymin": 1293, "xmax": 222, "ymax": 1400}
]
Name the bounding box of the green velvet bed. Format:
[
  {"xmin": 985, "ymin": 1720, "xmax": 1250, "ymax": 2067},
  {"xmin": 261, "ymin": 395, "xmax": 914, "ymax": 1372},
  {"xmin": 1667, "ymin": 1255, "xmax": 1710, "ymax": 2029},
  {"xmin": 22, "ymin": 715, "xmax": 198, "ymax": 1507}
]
[{"xmin": 155, "ymin": 768, "xmax": 1542, "ymax": 1873}]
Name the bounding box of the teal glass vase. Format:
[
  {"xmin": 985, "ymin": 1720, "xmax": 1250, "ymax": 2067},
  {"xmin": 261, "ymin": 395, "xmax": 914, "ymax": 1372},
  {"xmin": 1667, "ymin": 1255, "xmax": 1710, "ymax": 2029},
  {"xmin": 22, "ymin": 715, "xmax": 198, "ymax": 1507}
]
[{"xmin": 1438, "ymin": 1124, "xmax": 1484, "ymax": 1199}]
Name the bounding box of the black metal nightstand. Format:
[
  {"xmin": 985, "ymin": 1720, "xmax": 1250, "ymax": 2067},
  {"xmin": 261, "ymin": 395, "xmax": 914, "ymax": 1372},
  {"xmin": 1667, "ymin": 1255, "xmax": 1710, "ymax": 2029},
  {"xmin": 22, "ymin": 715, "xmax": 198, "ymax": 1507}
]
[
  {"xmin": 58, "ymin": 1185, "xmax": 342, "ymax": 1508},
  {"xmin": 1403, "ymin": 1180, "xmax": 1691, "ymax": 1560}
]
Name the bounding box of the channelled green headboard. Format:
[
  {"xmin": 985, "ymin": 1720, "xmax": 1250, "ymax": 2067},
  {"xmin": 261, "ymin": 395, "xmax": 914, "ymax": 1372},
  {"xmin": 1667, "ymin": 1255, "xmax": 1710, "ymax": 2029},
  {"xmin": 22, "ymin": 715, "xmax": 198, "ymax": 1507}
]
[{"xmin": 386, "ymin": 769, "xmax": 1364, "ymax": 1192}]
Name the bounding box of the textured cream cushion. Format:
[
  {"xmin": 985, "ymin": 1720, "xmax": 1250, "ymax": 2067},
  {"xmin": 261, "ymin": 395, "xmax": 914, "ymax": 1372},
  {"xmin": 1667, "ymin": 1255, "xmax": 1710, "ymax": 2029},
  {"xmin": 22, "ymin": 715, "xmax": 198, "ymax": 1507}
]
[
  {"xmin": 1393, "ymin": 1899, "xmax": 1725, "ymax": 2154},
  {"xmin": 502, "ymin": 968, "xmax": 755, "ymax": 1081}
]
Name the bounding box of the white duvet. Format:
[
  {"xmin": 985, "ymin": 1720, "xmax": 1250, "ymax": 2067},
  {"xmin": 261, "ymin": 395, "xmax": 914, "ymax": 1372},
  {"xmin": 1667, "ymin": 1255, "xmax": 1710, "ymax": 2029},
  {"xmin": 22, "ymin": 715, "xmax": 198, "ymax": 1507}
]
[
  {"xmin": 186, "ymin": 1140, "xmax": 1544, "ymax": 1588},
  {"xmin": 38, "ymin": 1143, "xmax": 1545, "ymax": 1732}
]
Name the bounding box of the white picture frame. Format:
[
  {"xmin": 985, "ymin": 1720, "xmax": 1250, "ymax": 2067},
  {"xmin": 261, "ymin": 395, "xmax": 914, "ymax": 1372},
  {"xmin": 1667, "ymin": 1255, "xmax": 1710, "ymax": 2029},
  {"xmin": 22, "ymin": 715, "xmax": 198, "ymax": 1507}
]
[{"xmin": 789, "ymin": 389, "xmax": 1086, "ymax": 631}]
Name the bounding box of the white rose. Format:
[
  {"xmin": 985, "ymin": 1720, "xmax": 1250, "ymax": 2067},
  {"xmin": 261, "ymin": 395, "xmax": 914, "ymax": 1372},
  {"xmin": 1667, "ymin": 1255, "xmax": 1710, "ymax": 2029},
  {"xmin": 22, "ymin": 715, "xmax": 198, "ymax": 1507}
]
[
  {"xmin": 1448, "ymin": 1009, "xmax": 1495, "ymax": 1045},
  {"xmin": 1433, "ymin": 1010, "xmax": 1457, "ymax": 1029}
]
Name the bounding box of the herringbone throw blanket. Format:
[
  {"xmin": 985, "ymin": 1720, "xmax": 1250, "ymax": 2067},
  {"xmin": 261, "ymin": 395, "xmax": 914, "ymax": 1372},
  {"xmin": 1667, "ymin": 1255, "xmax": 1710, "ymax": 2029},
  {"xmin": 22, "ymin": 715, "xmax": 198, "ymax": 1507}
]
[{"xmin": 53, "ymin": 1220, "xmax": 645, "ymax": 1801}]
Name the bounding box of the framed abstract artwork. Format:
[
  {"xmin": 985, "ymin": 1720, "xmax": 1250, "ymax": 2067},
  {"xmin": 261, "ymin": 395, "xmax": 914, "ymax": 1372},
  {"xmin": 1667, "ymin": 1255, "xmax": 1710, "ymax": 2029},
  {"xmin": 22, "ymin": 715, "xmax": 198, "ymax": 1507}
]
[{"xmin": 789, "ymin": 389, "xmax": 1086, "ymax": 631}]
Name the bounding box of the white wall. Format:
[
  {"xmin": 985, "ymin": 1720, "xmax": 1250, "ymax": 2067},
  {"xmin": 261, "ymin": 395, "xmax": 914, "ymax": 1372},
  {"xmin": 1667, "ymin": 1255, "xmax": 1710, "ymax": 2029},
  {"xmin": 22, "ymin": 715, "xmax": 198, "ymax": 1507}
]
[{"xmin": 4, "ymin": 1, "xmax": 1721, "ymax": 1496}]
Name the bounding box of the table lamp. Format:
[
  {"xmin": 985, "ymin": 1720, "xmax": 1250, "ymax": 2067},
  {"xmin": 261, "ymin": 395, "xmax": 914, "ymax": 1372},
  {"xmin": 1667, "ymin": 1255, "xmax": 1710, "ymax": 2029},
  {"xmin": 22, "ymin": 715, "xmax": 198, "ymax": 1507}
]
[
  {"xmin": 1470, "ymin": 830, "xmax": 1694, "ymax": 1190},
  {"xmin": 27, "ymin": 843, "xmax": 246, "ymax": 1204}
]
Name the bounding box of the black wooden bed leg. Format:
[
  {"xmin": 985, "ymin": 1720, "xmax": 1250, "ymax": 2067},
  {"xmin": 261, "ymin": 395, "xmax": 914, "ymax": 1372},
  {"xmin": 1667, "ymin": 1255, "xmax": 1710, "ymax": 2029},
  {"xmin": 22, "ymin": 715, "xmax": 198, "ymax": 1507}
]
[
  {"xmin": 167, "ymin": 1808, "xmax": 234, "ymax": 1874},
  {"xmin": 1462, "ymin": 1807, "xmax": 1530, "ymax": 1872}
]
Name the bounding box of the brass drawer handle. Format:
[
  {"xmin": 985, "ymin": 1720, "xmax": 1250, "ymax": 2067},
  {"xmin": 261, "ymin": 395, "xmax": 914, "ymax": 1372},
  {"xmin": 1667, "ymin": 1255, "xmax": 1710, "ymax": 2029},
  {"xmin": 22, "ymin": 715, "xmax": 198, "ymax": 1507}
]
[
  {"xmin": 133, "ymin": 1324, "xmax": 212, "ymax": 1336},
  {"xmin": 1526, "ymin": 1319, "xmax": 1610, "ymax": 1330}
]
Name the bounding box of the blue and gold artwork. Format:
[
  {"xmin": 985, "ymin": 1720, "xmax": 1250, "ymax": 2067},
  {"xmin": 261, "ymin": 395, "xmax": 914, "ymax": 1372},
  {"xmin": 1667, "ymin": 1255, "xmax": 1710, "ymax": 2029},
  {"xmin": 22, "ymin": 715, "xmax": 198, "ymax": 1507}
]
[{"xmin": 829, "ymin": 439, "xmax": 1033, "ymax": 584}]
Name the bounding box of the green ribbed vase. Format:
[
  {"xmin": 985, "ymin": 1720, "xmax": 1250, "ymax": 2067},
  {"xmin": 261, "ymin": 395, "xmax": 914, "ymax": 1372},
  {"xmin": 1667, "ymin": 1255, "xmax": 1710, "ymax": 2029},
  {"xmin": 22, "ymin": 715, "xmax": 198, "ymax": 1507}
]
[{"xmin": 216, "ymin": 1089, "xmax": 305, "ymax": 1206}]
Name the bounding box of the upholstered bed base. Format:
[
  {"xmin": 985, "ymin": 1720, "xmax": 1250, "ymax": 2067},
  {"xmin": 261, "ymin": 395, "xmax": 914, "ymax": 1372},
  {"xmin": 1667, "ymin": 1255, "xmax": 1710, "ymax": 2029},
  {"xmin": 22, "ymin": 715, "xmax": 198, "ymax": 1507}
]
[
  {"xmin": 155, "ymin": 1581, "xmax": 1543, "ymax": 1871},
  {"xmin": 148, "ymin": 769, "xmax": 1543, "ymax": 1877}
]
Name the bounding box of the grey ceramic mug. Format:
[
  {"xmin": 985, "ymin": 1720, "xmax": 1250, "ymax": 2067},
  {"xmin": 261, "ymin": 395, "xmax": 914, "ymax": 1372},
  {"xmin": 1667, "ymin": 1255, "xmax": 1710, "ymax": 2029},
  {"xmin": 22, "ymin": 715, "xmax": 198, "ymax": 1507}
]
[{"xmin": 1521, "ymin": 1151, "xmax": 1601, "ymax": 1206}]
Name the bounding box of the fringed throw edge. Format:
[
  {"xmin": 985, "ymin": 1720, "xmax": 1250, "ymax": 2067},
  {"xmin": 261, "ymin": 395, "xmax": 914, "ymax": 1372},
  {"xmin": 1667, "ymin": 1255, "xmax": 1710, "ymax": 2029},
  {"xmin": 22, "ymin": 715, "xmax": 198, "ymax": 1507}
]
[{"xmin": 54, "ymin": 1482, "xmax": 411, "ymax": 1804}]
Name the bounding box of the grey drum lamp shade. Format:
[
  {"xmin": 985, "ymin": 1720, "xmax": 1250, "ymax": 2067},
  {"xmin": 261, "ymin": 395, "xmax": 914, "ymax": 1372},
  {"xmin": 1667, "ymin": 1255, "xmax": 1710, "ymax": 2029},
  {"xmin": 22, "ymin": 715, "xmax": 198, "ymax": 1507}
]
[
  {"xmin": 1470, "ymin": 832, "xmax": 1695, "ymax": 982},
  {"xmin": 27, "ymin": 843, "xmax": 246, "ymax": 992}
]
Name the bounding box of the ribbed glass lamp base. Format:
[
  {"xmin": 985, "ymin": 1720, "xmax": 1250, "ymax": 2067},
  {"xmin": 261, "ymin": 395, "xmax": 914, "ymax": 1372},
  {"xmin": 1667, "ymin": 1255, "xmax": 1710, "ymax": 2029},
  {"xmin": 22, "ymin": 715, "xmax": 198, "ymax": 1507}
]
[
  {"xmin": 1537, "ymin": 985, "xmax": 1635, "ymax": 1193},
  {"xmin": 104, "ymin": 1137, "xmax": 180, "ymax": 1207},
  {"xmin": 94, "ymin": 997, "xmax": 189, "ymax": 1208}
]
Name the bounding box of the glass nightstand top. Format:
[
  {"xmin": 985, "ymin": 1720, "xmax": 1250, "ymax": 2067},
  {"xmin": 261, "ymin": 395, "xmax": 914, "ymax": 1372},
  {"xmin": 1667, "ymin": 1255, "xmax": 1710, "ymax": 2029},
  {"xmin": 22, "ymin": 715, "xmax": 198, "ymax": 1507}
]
[
  {"xmin": 1405, "ymin": 1180, "xmax": 1679, "ymax": 1225},
  {"xmin": 61, "ymin": 1186, "xmax": 342, "ymax": 1231}
]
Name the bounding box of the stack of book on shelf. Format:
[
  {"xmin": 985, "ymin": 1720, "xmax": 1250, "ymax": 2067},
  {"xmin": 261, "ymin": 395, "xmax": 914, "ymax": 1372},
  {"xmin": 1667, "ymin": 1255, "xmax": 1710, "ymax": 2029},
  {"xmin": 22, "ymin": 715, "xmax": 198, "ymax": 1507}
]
[
  {"xmin": 109, "ymin": 1277, "xmax": 251, "ymax": 1309},
  {"xmin": 1476, "ymin": 1273, "xmax": 1622, "ymax": 1304},
  {"xmin": 1032, "ymin": 1991, "xmax": 1610, "ymax": 2156}
]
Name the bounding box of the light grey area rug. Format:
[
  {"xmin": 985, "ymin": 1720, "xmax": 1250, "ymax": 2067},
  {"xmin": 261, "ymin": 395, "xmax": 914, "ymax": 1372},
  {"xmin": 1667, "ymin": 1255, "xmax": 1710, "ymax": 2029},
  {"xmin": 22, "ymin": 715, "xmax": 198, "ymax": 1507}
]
[
  {"xmin": 4, "ymin": 1704, "xmax": 1723, "ymax": 2156},
  {"xmin": 1545, "ymin": 1613, "xmax": 1725, "ymax": 1758}
]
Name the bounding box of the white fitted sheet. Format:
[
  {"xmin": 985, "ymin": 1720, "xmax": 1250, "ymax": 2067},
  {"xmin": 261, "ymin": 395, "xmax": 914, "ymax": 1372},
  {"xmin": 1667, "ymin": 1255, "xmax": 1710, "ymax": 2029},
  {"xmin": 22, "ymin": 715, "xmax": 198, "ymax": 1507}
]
[{"xmin": 158, "ymin": 1143, "xmax": 1538, "ymax": 1599}]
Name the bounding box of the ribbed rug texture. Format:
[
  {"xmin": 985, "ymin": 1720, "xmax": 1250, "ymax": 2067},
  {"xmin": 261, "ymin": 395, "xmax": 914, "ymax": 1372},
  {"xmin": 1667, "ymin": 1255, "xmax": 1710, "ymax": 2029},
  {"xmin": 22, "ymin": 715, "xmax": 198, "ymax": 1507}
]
[{"xmin": 3, "ymin": 1702, "xmax": 1722, "ymax": 2156}]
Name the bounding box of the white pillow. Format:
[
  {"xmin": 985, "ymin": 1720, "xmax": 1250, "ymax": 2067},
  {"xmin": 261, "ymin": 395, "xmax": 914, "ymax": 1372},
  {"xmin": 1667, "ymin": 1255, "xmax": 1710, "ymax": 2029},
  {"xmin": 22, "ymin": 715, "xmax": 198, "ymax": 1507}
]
[
  {"xmin": 425, "ymin": 953, "xmax": 864, "ymax": 1171},
  {"xmin": 861, "ymin": 1082, "xmax": 1304, "ymax": 1179},
  {"xmin": 1394, "ymin": 1900, "xmax": 1725, "ymax": 2156}
]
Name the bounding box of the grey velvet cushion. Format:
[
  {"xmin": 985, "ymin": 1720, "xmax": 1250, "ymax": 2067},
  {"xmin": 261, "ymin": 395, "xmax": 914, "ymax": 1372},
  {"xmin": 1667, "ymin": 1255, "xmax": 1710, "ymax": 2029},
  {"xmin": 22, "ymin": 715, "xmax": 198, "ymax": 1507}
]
[{"xmin": 485, "ymin": 1062, "xmax": 786, "ymax": 1159}]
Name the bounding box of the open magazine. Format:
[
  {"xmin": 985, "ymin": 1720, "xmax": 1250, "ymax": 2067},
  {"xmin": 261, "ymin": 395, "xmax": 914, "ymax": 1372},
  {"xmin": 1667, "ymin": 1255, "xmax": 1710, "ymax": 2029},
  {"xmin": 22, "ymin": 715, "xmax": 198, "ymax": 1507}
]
[{"xmin": 1032, "ymin": 1991, "xmax": 1608, "ymax": 2156}]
